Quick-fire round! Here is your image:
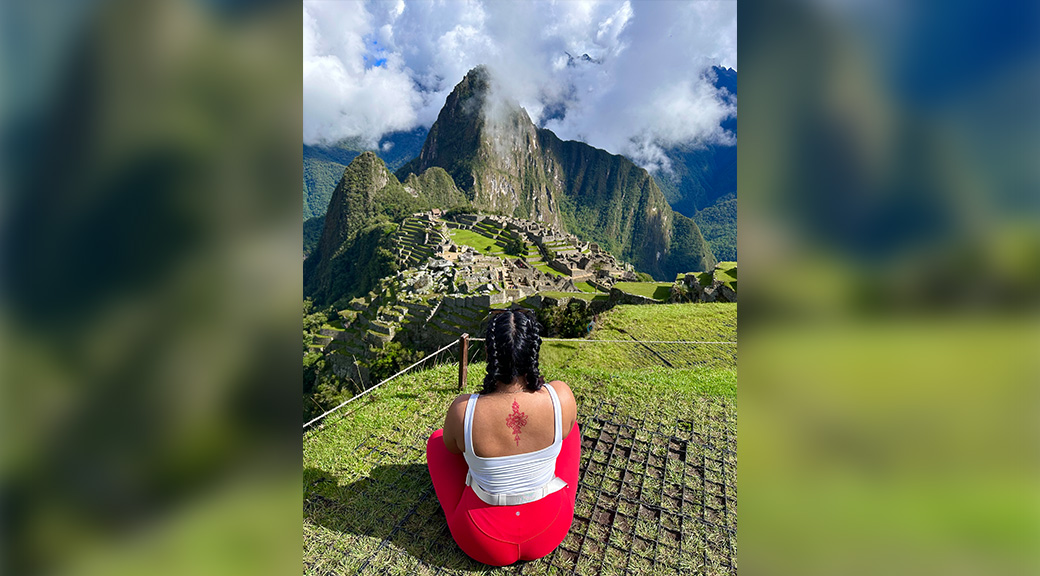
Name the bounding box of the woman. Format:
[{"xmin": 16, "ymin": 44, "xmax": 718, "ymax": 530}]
[{"xmin": 426, "ymin": 309, "xmax": 580, "ymax": 566}]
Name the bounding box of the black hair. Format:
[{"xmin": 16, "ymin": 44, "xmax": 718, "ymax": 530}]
[{"xmin": 481, "ymin": 308, "xmax": 545, "ymax": 394}]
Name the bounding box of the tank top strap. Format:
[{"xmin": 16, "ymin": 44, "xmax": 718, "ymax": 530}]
[
  {"xmin": 463, "ymin": 393, "xmax": 479, "ymax": 454},
  {"xmin": 543, "ymin": 383, "xmax": 563, "ymax": 445}
]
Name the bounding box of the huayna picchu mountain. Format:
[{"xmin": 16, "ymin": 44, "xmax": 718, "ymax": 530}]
[{"xmin": 396, "ymin": 66, "xmax": 716, "ymax": 281}]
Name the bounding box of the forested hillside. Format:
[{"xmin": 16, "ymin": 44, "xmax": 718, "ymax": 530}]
[
  {"xmin": 693, "ymin": 197, "xmax": 737, "ymax": 262},
  {"xmin": 303, "ymin": 152, "xmax": 467, "ymax": 305},
  {"xmin": 302, "ymin": 127, "xmax": 427, "ymax": 220},
  {"xmin": 654, "ymin": 66, "xmax": 737, "ymax": 260}
]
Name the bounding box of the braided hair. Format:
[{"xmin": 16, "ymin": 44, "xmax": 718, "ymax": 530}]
[{"xmin": 481, "ymin": 308, "xmax": 545, "ymax": 394}]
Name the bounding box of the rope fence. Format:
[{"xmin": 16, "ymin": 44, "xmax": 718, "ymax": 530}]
[
  {"xmin": 462, "ymin": 338, "xmax": 736, "ymax": 343},
  {"xmin": 303, "ymin": 339, "xmax": 459, "ymax": 430},
  {"xmin": 305, "ymin": 335, "xmax": 736, "ymax": 431}
]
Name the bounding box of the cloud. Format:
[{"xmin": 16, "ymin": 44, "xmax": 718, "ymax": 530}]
[
  {"xmin": 302, "ymin": 2, "xmax": 420, "ymax": 146},
  {"xmin": 302, "ymin": 0, "xmax": 737, "ymax": 170}
]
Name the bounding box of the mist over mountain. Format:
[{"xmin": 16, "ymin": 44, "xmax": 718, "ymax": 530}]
[
  {"xmin": 654, "ymin": 66, "xmax": 737, "ymax": 261},
  {"xmin": 298, "ymin": 65, "xmax": 738, "ymax": 264},
  {"xmin": 305, "ymin": 66, "xmax": 726, "ymax": 305}
]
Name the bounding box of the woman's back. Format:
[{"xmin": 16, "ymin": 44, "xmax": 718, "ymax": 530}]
[
  {"xmin": 469, "ymin": 385, "xmax": 558, "ymax": 458},
  {"xmin": 444, "ymin": 380, "xmax": 577, "ymax": 457}
]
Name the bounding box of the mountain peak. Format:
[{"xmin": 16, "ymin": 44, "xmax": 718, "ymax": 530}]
[
  {"xmin": 463, "ymin": 64, "xmax": 490, "ymax": 84},
  {"xmin": 402, "ymin": 65, "xmax": 535, "ymax": 202},
  {"xmin": 394, "ymin": 69, "xmax": 717, "ymax": 278},
  {"xmin": 444, "ymin": 65, "xmax": 492, "ymax": 119}
]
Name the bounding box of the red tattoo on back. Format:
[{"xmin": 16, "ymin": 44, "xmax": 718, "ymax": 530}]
[{"xmin": 505, "ymin": 399, "xmax": 528, "ymax": 446}]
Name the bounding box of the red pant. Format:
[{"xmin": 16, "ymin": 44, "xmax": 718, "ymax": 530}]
[{"xmin": 426, "ymin": 423, "xmax": 580, "ymax": 566}]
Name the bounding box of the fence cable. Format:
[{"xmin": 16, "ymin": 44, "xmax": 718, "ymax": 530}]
[
  {"xmin": 303, "ymin": 339, "xmax": 459, "ymax": 430},
  {"xmin": 306, "ymin": 336, "xmax": 734, "ymax": 431},
  {"xmin": 471, "ymin": 337, "xmax": 734, "ymax": 344}
]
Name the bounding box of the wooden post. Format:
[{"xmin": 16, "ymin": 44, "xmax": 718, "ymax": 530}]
[{"xmin": 458, "ymin": 333, "xmax": 469, "ymax": 391}]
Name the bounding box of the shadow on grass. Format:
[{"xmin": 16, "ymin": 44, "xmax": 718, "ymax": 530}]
[
  {"xmin": 304, "ymin": 465, "xmax": 489, "ymax": 573},
  {"xmin": 652, "ymin": 285, "xmax": 671, "ymax": 300}
]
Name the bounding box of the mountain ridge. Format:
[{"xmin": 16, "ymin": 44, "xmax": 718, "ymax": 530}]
[
  {"xmin": 654, "ymin": 65, "xmax": 737, "ymax": 260},
  {"xmin": 396, "ymin": 66, "xmax": 715, "ymax": 280},
  {"xmin": 303, "ymin": 127, "xmax": 428, "ymax": 220},
  {"xmin": 303, "ymin": 152, "xmax": 467, "ymax": 304}
]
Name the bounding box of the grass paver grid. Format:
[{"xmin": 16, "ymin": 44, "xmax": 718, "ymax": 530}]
[{"xmin": 303, "ymin": 397, "xmax": 736, "ymax": 575}]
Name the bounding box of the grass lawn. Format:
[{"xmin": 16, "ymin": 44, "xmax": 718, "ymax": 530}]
[
  {"xmin": 538, "ymin": 291, "xmax": 609, "ymax": 303},
  {"xmin": 542, "ymin": 303, "xmax": 737, "ymax": 371},
  {"xmin": 593, "ymin": 303, "xmax": 737, "ymax": 342},
  {"xmin": 533, "ymin": 262, "xmax": 568, "ymax": 278},
  {"xmin": 321, "ymin": 321, "xmax": 345, "ymax": 331},
  {"xmin": 715, "ymin": 262, "xmax": 737, "ymax": 289},
  {"xmin": 448, "ymin": 228, "xmax": 509, "ymax": 255},
  {"xmin": 574, "ymin": 281, "xmax": 602, "ymax": 293},
  {"xmin": 613, "ymin": 282, "xmax": 674, "ymax": 301},
  {"xmin": 680, "ymin": 262, "xmax": 737, "ymax": 292},
  {"xmin": 303, "ymin": 304, "xmax": 737, "ymax": 575}
]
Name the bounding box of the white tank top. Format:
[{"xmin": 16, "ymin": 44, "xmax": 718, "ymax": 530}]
[{"xmin": 463, "ymin": 383, "xmax": 563, "ymax": 495}]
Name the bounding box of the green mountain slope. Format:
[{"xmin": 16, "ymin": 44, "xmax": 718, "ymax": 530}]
[
  {"xmin": 653, "ymin": 66, "xmax": 737, "ymax": 261},
  {"xmin": 303, "ymin": 215, "xmax": 324, "ymax": 259},
  {"xmin": 692, "ymin": 197, "xmax": 736, "ymax": 262},
  {"xmin": 303, "ymin": 152, "xmax": 467, "ymax": 305},
  {"xmin": 303, "ymin": 154, "xmax": 350, "ymax": 221},
  {"xmin": 303, "ymin": 127, "xmax": 427, "ymax": 221}
]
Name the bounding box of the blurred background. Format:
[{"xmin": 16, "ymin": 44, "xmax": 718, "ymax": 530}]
[
  {"xmin": 2, "ymin": 1, "xmax": 301, "ymax": 574},
  {"xmin": 739, "ymin": 0, "xmax": 1039, "ymax": 575},
  {"xmin": 0, "ymin": 0, "xmax": 1036, "ymax": 575}
]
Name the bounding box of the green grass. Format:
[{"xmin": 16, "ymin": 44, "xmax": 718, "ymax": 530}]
[
  {"xmin": 533, "ymin": 262, "xmax": 568, "ymax": 278},
  {"xmin": 303, "ymin": 361, "xmax": 735, "ymax": 574},
  {"xmin": 542, "ymin": 303, "xmax": 737, "ymax": 371},
  {"xmin": 303, "ymin": 303, "xmax": 737, "ymax": 574},
  {"xmin": 540, "ymin": 289, "xmax": 607, "ymax": 297},
  {"xmin": 613, "ymin": 282, "xmax": 674, "ymax": 301},
  {"xmin": 594, "ymin": 302, "xmax": 737, "ymax": 342},
  {"xmin": 681, "ymin": 262, "xmax": 737, "ymax": 291},
  {"xmin": 304, "ymin": 364, "xmax": 735, "ymax": 571},
  {"xmin": 574, "ymin": 281, "xmax": 602, "ymax": 293},
  {"xmin": 715, "ymin": 261, "xmax": 737, "ymax": 289},
  {"xmin": 447, "ymin": 228, "xmax": 509, "ymax": 255},
  {"xmin": 538, "ymin": 290, "xmax": 608, "ymax": 302}
]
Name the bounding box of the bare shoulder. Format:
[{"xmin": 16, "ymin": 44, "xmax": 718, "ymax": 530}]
[
  {"xmin": 445, "ymin": 393, "xmax": 470, "ymax": 422},
  {"xmin": 548, "ymin": 380, "xmax": 578, "ymax": 434},
  {"xmin": 548, "ymin": 380, "xmax": 575, "ymax": 404},
  {"xmin": 442, "ymin": 393, "xmax": 471, "ymax": 454}
]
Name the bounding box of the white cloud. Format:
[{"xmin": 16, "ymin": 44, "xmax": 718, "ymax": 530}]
[
  {"xmin": 302, "ymin": 2, "xmax": 420, "ymax": 146},
  {"xmin": 302, "ymin": 0, "xmax": 737, "ymax": 170}
]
